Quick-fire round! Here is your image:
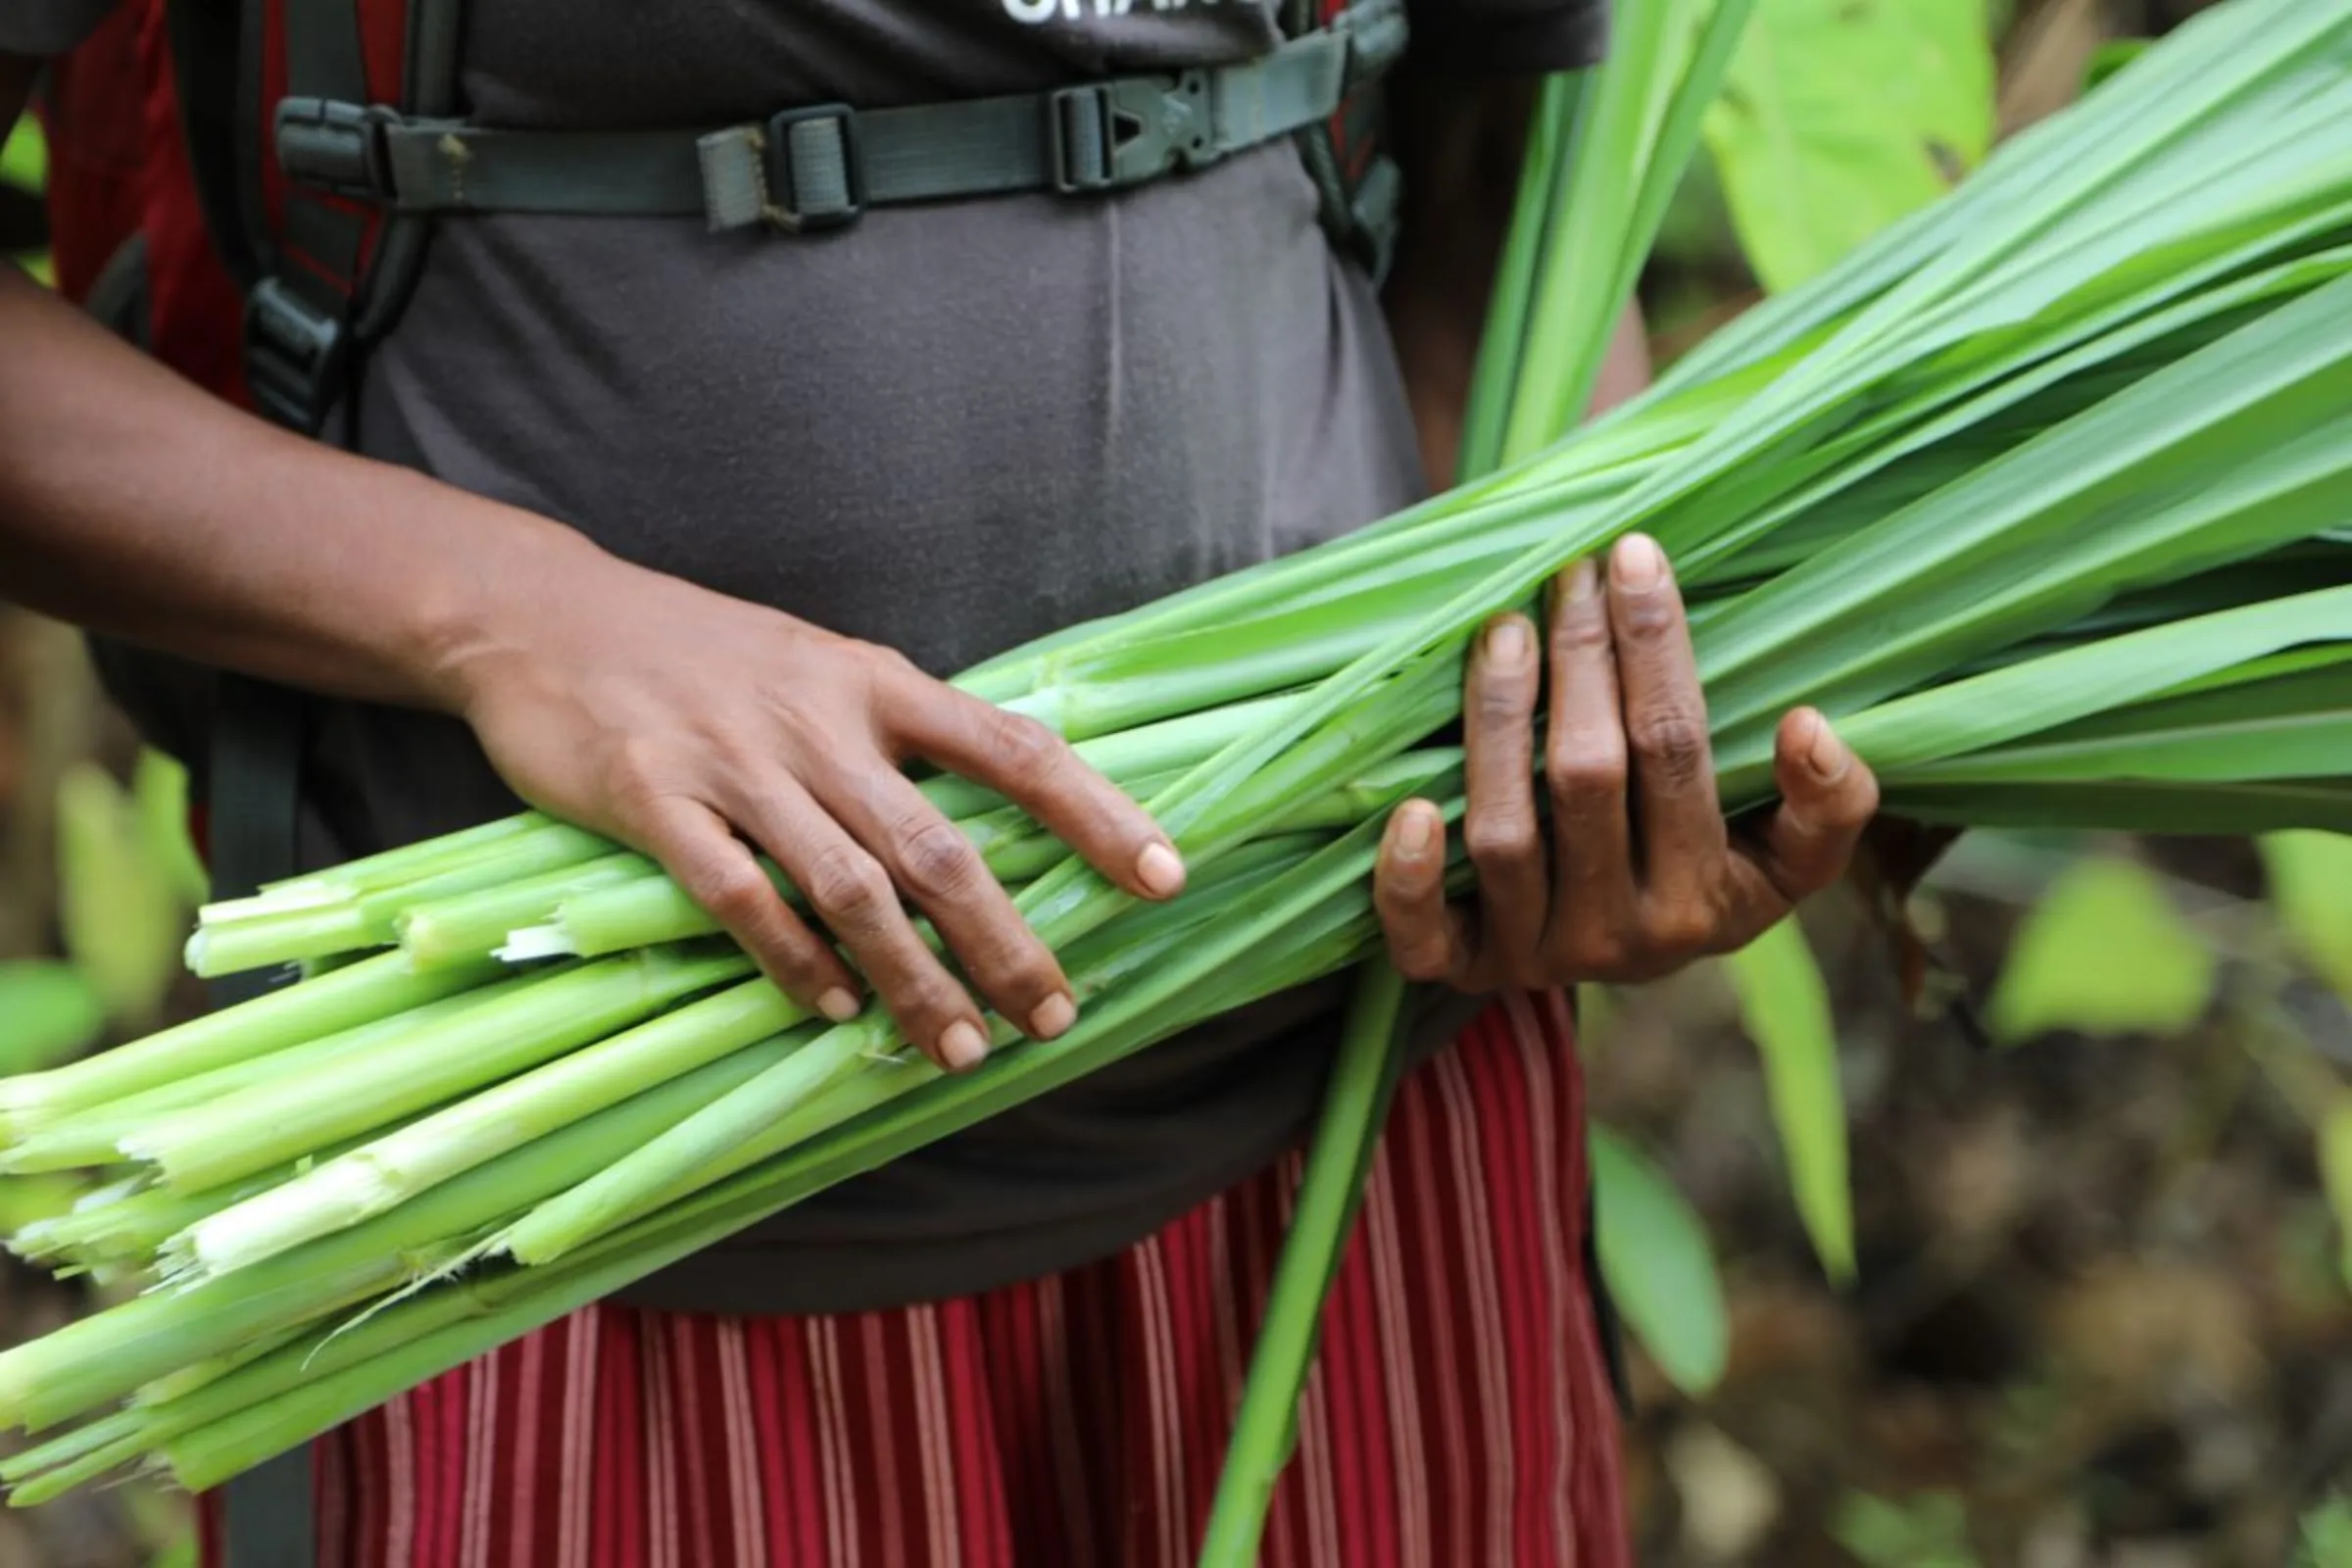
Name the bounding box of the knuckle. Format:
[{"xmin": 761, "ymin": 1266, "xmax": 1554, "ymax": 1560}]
[
  {"xmin": 1473, "ymin": 678, "xmax": 1535, "ymax": 727},
  {"xmin": 893, "ymin": 815, "xmax": 984, "ymax": 902},
  {"xmin": 1545, "ymin": 734, "xmax": 1628, "ymax": 799},
  {"xmin": 1615, "ymin": 590, "xmax": 1684, "ymax": 639},
  {"xmin": 1463, "ymin": 811, "xmax": 1539, "ymax": 869},
  {"xmin": 803, "ymin": 844, "xmax": 894, "ymax": 929},
  {"xmin": 1631, "ymin": 713, "xmax": 1710, "ymax": 785},
  {"xmin": 599, "ymin": 734, "xmax": 670, "ymax": 809},
  {"xmin": 1644, "ymin": 902, "xmax": 1721, "ymax": 956},
  {"xmin": 1558, "ymin": 928, "xmax": 1626, "ymax": 976},
  {"xmin": 1550, "ymin": 605, "xmax": 1613, "ymax": 656},
  {"xmin": 983, "ymin": 709, "xmax": 1070, "ymax": 794}
]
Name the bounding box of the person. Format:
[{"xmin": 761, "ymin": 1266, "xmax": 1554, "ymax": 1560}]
[{"xmin": 0, "ymin": 2, "xmax": 1880, "ymax": 1562}]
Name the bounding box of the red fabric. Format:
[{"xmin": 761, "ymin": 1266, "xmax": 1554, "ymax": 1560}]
[
  {"xmin": 197, "ymin": 993, "xmax": 1631, "ymax": 1567},
  {"xmin": 34, "ymin": 1, "xmax": 148, "ymax": 305}
]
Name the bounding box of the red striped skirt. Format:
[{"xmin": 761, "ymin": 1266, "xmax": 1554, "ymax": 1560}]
[{"xmin": 197, "ymin": 991, "xmax": 1631, "ymax": 1567}]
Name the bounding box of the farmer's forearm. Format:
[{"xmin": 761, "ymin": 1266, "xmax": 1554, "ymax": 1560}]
[
  {"xmin": 1382, "ymin": 74, "xmax": 1651, "ymax": 478},
  {"xmin": 0, "ymin": 259, "xmax": 609, "ymax": 714}
]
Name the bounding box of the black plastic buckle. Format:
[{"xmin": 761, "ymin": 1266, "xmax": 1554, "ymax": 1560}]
[
  {"xmin": 1047, "ymin": 73, "xmax": 1212, "ymax": 196},
  {"xmin": 763, "ymin": 105, "xmax": 865, "ymax": 232},
  {"xmin": 243, "ymin": 277, "xmax": 350, "ymax": 435},
  {"xmin": 272, "ymin": 97, "xmax": 396, "ymax": 200}
]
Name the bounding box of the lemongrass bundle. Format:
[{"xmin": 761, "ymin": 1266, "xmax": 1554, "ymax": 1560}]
[{"xmin": 4, "ymin": 0, "xmax": 2352, "ymax": 1505}]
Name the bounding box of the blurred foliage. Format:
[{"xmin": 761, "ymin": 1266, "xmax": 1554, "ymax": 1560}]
[
  {"xmin": 56, "ymin": 759, "xmax": 200, "ymax": 1030},
  {"xmin": 1702, "ymin": 0, "xmax": 1996, "ymax": 293},
  {"xmin": 1987, "ymin": 856, "xmax": 2217, "ymax": 1043},
  {"xmin": 1724, "ymin": 917, "xmax": 1854, "ymax": 1284},
  {"xmin": 1834, "ymin": 1490, "xmax": 1980, "ymax": 1568},
  {"xmin": 0, "ymin": 959, "xmax": 104, "ymax": 1074},
  {"xmin": 3, "ymin": 118, "xmax": 51, "ymax": 285},
  {"xmin": 1592, "ymin": 1127, "xmax": 1731, "ymax": 1396}
]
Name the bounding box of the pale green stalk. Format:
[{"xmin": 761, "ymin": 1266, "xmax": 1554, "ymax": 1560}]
[
  {"xmin": 1199, "ymin": 960, "xmax": 1412, "ymax": 1567},
  {"xmin": 0, "ymin": 986, "xmax": 513, "ymax": 1173},
  {"xmin": 189, "ymin": 821, "xmax": 614, "ymax": 976},
  {"xmin": 0, "ymin": 1038, "xmax": 811, "ymax": 1431},
  {"xmin": 176, "ymin": 980, "xmax": 811, "ymax": 1279},
  {"xmin": 0, "ymin": 952, "xmax": 506, "ymax": 1138},
  {"xmin": 123, "ymin": 946, "xmax": 751, "ymax": 1195},
  {"xmin": 394, "ymin": 853, "xmax": 648, "ymax": 968}
]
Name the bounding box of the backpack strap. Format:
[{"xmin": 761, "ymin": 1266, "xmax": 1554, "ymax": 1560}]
[
  {"xmin": 1291, "ymin": 0, "xmax": 1407, "ymax": 284},
  {"xmin": 268, "ymin": 13, "xmax": 1406, "ymax": 249}
]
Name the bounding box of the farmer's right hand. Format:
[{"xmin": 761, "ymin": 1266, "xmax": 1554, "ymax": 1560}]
[{"xmin": 439, "ymin": 541, "xmax": 1186, "ymax": 1074}]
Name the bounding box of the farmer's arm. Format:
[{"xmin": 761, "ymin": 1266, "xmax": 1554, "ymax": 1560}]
[{"xmin": 0, "ymin": 57, "xmax": 1180, "ymax": 1070}]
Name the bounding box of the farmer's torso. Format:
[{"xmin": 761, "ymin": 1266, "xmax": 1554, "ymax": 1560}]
[{"xmin": 315, "ymin": 0, "xmax": 1430, "ymax": 1313}]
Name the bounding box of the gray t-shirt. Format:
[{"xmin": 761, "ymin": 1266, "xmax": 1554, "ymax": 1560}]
[{"xmin": 15, "ymin": 0, "xmax": 1606, "ymax": 1313}]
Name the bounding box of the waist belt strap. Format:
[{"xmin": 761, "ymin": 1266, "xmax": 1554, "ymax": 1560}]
[{"xmin": 274, "ymin": 26, "xmax": 1378, "ymax": 233}]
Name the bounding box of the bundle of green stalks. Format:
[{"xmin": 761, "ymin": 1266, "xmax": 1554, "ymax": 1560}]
[{"xmin": 5, "ymin": 0, "xmax": 2352, "ymax": 1505}]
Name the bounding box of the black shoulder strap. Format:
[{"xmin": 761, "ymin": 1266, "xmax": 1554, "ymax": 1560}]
[{"xmin": 202, "ymin": 0, "xmax": 464, "ymax": 1561}]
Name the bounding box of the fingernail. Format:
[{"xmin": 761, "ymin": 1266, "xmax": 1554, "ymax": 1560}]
[
  {"xmin": 1137, "ymin": 842, "xmax": 1187, "ymax": 897},
  {"xmin": 1030, "ymin": 993, "xmax": 1077, "ymax": 1040},
  {"xmin": 1806, "ymin": 714, "xmax": 1851, "ymax": 781},
  {"xmin": 1568, "ymin": 558, "xmax": 1601, "ymax": 602},
  {"xmin": 1614, "ymin": 533, "xmax": 1666, "ymax": 591},
  {"xmin": 1396, "ymin": 806, "xmax": 1437, "ymax": 857},
  {"xmin": 817, "ymin": 987, "xmax": 860, "ymax": 1023},
  {"xmin": 940, "ymin": 1019, "xmax": 989, "ymax": 1071},
  {"xmin": 1487, "ymin": 616, "xmax": 1532, "ymax": 665}
]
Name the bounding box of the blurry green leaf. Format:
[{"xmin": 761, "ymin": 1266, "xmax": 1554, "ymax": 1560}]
[
  {"xmin": 2300, "ymin": 1494, "xmax": 2352, "ymax": 1568},
  {"xmin": 2260, "ymin": 831, "xmax": 2352, "ymax": 1003},
  {"xmin": 0, "ymin": 958, "xmax": 106, "ymax": 1072},
  {"xmin": 1702, "ymin": 0, "xmax": 1995, "ymax": 292},
  {"xmin": 2324, "ymin": 1100, "xmax": 2352, "ymax": 1295},
  {"xmin": 133, "ymin": 749, "xmax": 212, "ymax": 908},
  {"xmin": 1591, "ymin": 1126, "xmax": 1729, "ymax": 1396},
  {"xmin": 1722, "ymin": 917, "xmax": 1854, "ymax": 1282},
  {"xmin": 1834, "ymin": 1491, "xmax": 1979, "ymax": 1568},
  {"xmin": 2084, "ymin": 38, "xmax": 2150, "ymax": 93},
  {"xmin": 1987, "ymin": 857, "xmax": 2215, "ymax": 1044},
  {"xmin": 0, "ymin": 119, "xmax": 44, "ymax": 193},
  {"xmin": 57, "ymin": 762, "xmax": 188, "ymax": 1028}
]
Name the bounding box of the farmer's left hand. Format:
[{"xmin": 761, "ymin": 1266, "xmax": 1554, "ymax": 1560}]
[{"xmin": 1374, "ymin": 532, "xmax": 1880, "ymax": 991}]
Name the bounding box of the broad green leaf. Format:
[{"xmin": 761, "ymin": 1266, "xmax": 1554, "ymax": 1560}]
[
  {"xmin": 1591, "ymin": 1127, "xmax": 1729, "ymax": 1396},
  {"xmin": 56, "ymin": 762, "xmax": 188, "ymax": 1028},
  {"xmin": 0, "ymin": 959, "xmax": 105, "ymax": 1073},
  {"xmin": 2259, "ymin": 832, "xmax": 2352, "ymax": 1002},
  {"xmin": 133, "ymin": 749, "xmax": 212, "ymax": 909},
  {"xmin": 0, "ymin": 119, "xmax": 43, "ymax": 193},
  {"xmin": 2324, "ymin": 1099, "xmax": 2352, "ymax": 1294},
  {"xmin": 1722, "ymin": 918, "xmax": 1853, "ymax": 1282},
  {"xmin": 1703, "ymin": 0, "xmax": 1994, "ymax": 293},
  {"xmin": 1987, "ymin": 857, "xmax": 2215, "ymax": 1044}
]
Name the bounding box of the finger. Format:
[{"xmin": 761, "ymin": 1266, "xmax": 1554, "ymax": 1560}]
[
  {"xmin": 1461, "ymin": 613, "xmax": 1548, "ymax": 973},
  {"xmin": 631, "ymin": 796, "xmax": 862, "ymax": 1023},
  {"xmin": 722, "ymin": 774, "xmax": 993, "ymax": 1074},
  {"xmin": 890, "ymin": 675, "xmax": 1186, "ymax": 903},
  {"xmin": 1374, "ymin": 801, "xmax": 1476, "ymax": 985},
  {"xmin": 1607, "ymin": 533, "xmax": 1726, "ymax": 906},
  {"xmin": 828, "ymin": 765, "xmax": 1077, "ymax": 1043},
  {"xmin": 1544, "ymin": 558, "xmax": 1636, "ymax": 964},
  {"xmin": 1735, "ymin": 709, "xmax": 1882, "ymax": 906}
]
